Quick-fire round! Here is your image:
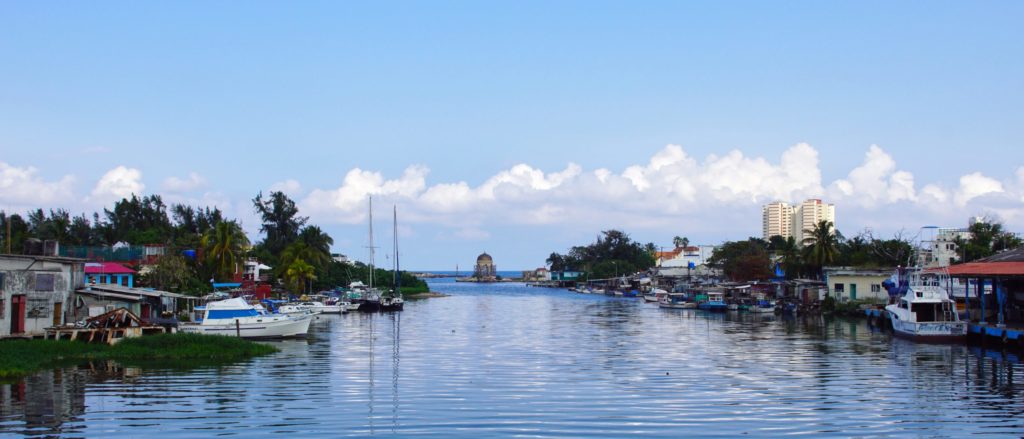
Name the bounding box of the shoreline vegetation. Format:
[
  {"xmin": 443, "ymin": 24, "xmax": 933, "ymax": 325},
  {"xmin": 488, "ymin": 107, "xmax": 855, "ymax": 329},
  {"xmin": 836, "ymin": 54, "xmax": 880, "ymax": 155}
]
[{"xmin": 0, "ymin": 333, "xmax": 279, "ymax": 380}]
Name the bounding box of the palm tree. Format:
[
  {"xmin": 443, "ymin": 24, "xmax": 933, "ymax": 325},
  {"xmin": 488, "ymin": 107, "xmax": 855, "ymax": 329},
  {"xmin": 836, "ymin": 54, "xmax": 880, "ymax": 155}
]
[
  {"xmin": 202, "ymin": 220, "xmax": 250, "ymax": 281},
  {"xmin": 778, "ymin": 236, "xmax": 801, "ymax": 279},
  {"xmin": 285, "ymin": 258, "xmax": 316, "ymax": 294},
  {"xmin": 298, "ymin": 226, "xmax": 333, "ymax": 268},
  {"xmin": 802, "ymin": 220, "xmax": 839, "ymax": 278},
  {"xmin": 673, "ymin": 236, "xmax": 684, "ymax": 248}
]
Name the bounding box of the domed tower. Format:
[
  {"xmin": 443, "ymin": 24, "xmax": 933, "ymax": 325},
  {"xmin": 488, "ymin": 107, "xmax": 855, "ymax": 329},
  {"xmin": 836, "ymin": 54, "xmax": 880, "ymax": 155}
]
[{"xmin": 474, "ymin": 252, "xmax": 496, "ymax": 279}]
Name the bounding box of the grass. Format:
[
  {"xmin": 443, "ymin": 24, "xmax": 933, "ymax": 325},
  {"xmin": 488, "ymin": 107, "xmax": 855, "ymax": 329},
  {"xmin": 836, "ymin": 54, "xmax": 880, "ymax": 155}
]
[{"xmin": 0, "ymin": 333, "xmax": 279, "ymax": 380}]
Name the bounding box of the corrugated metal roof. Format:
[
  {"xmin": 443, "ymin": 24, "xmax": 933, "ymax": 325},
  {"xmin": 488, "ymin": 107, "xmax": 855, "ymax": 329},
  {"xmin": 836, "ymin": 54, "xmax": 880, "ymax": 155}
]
[
  {"xmin": 946, "ymin": 262, "xmax": 1024, "ymax": 277},
  {"xmin": 84, "ymin": 262, "xmax": 136, "ymax": 274},
  {"xmin": 976, "ymin": 247, "xmax": 1024, "ymax": 263},
  {"xmin": 78, "ymin": 284, "xmax": 191, "ymax": 299}
]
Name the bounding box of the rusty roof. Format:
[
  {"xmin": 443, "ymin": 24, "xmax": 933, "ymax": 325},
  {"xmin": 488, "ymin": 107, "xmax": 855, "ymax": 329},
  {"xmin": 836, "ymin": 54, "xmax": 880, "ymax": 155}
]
[{"xmin": 946, "ymin": 261, "xmax": 1024, "ymax": 277}]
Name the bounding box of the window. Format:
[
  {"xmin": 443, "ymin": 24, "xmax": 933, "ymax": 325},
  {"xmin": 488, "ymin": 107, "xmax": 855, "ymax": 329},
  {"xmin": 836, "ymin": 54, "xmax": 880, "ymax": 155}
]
[
  {"xmin": 834, "ymin": 283, "xmax": 844, "ymax": 293},
  {"xmin": 35, "ymin": 273, "xmax": 55, "ymax": 292},
  {"xmin": 871, "ymin": 284, "xmax": 881, "ymax": 293}
]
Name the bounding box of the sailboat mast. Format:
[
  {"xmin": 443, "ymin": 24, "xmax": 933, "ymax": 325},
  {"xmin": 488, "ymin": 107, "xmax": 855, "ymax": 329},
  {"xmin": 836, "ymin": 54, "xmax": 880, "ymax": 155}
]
[
  {"xmin": 368, "ymin": 196, "xmax": 375, "ymax": 289},
  {"xmin": 393, "ymin": 205, "xmax": 401, "ymax": 294}
]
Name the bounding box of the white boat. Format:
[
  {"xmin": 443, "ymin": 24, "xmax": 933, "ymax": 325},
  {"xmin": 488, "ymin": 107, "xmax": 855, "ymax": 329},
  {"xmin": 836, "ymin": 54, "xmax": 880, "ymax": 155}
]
[
  {"xmin": 750, "ymin": 300, "xmax": 775, "ymax": 313},
  {"xmin": 884, "ymin": 269, "xmax": 967, "ymax": 342},
  {"xmin": 659, "ymin": 292, "xmax": 696, "ymax": 309},
  {"xmin": 180, "ymin": 298, "xmax": 312, "ymax": 338},
  {"xmin": 304, "ymin": 301, "xmax": 344, "ymax": 314},
  {"xmin": 278, "ymin": 302, "xmax": 320, "ymax": 315},
  {"xmin": 643, "ymin": 288, "xmax": 668, "ymax": 303}
]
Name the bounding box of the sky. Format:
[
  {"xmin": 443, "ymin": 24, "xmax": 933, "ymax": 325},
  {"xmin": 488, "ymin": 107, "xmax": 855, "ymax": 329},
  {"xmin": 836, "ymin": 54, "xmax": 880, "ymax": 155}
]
[{"xmin": 1, "ymin": 1, "xmax": 1023, "ymax": 270}]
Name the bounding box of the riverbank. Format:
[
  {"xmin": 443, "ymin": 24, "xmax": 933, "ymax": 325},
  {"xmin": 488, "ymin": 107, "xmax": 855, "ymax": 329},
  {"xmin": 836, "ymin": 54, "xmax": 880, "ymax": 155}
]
[{"xmin": 0, "ymin": 333, "xmax": 279, "ymax": 379}]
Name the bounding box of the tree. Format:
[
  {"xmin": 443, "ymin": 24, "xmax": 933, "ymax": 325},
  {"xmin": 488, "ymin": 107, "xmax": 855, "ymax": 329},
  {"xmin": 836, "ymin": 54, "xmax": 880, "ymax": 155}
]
[
  {"xmin": 0, "ymin": 212, "xmax": 29, "ymax": 254},
  {"xmin": 708, "ymin": 238, "xmax": 772, "ymax": 281},
  {"xmin": 802, "ymin": 220, "xmax": 839, "ymax": 278},
  {"xmin": 546, "ymin": 229, "xmax": 656, "ymax": 279},
  {"xmin": 954, "ymin": 219, "xmax": 1023, "ymax": 263},
  {"xmin": 202, "ymin": 220, "xmax": 250, "ymax": 281},
  {"xmin": 297, "ymin": 226, "xmax": 333, "ymax": 269},
  {"xmin": 142, "ymin": 254, "xmax": 207, "ymax": 294},
  {"xmin": 777, "ymin": 236, "xmax": 802, "ymax": 279},
  {"xmin": 285, "ymin": 258, "xmax": 316, "ymax": 294},
  {"xmin": 252, "ymin": 191, "xmax": 308, "ymax": 256}
]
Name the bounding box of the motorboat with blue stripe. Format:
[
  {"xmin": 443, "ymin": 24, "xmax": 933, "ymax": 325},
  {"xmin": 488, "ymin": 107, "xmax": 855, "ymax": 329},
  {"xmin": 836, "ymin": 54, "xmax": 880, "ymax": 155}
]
[{"xmin": 179, "ymin": 297, "xmax": 312, "ymax": 338}]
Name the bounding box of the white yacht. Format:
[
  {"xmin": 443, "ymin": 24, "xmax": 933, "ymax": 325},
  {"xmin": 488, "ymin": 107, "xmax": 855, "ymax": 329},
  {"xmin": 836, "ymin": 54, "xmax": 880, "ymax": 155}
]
[
  {"xmin": 180, "ymin": 298, "xmax": 312, "ymax": 338},
  {"xmin": 884, "ymin": 270, "xmax": 967, "ymax": 342}
]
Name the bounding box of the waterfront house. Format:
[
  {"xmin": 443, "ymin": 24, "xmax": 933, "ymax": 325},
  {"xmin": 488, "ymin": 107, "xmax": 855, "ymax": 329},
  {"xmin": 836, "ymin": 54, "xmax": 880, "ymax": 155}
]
[
  {"xmin": 822, "ymin": 267, "xmax": 891, "ymax": 303},
  {"xmin": 0, "ymin": 254, "xmax": 85, "ymax": 337},
  {"xmin": 84, "ymin": 262, "xmax": 136, "ymax": 288},
  {"xmin": 73, "ymin": 283, "xmax": 194, "ymax": 321}
]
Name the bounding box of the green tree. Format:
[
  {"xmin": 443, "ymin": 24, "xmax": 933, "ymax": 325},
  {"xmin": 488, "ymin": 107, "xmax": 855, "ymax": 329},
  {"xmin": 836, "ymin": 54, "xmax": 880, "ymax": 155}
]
[
  {"xmin": 202, "ymin": 220, "xmax": 250, "ymax": 281},
  {"xmin": 297, "ymin": 226, "xmax": 333, "ymax": 269},
  {"xmin": 252, "ymin": 191, "xmax": 308, "ymax": 256},
  {"xmin": 708, "ymin": 238, "xmax": 772, "ymax": 281},
  {"xmin": 802, "ymin": 220, "xmax": 839, "ymax": 278},
  {"xmin": 954, "ymin": 219, "xmax": 1022, "ymax": 263},
  {"xmin": 285, "ymin": 258, "xmax": 316, "ymax": 294}
]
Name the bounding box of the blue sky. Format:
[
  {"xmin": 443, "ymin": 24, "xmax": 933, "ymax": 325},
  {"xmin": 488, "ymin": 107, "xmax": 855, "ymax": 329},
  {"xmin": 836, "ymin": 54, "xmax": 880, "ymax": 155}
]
[{"xmin": 2, "ymin": 1, "xmax": 1023, "ymax": 270}]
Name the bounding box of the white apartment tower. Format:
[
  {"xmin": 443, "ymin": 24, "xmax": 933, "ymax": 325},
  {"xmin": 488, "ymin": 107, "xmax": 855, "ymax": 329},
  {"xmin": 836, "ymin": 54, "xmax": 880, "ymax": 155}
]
[
  {"xmin": 762, "ymin": 202, "xmax": 794, "ymax": 241},
  {"xmin": 793, "ymin": 199, "xmax": 836, "ymax": 245},
  {"xmin": 762, "ymin": 199, "xmax": 836, "ymax": 245}
]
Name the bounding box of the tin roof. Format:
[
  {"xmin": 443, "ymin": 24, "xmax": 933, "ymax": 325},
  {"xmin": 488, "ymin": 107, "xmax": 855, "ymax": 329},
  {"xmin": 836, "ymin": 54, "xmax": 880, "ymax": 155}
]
[{"xmin": 84, "ymin": 262, "xmax": 136, "ymax": 275}]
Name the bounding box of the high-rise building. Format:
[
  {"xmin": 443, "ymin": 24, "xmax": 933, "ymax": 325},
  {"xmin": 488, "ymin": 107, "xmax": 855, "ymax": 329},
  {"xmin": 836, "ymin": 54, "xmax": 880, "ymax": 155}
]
[
  {"xmin": 762, "ymin": 199, "xmax": 836, "ymax": 245},
  {"xmin": 793, "ymin": 199, "xmax": 836, "ymax": 245},
  {"xmin": 762, "ymin": 201, "xmax": 793, "ymax": 241}
]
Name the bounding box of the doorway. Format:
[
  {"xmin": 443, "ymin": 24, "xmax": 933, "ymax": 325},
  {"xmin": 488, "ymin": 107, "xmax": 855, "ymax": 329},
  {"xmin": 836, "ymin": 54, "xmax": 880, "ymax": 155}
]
[{"xmin": 11, "ymin": 295, "xmax": 26, "ymax": 334}]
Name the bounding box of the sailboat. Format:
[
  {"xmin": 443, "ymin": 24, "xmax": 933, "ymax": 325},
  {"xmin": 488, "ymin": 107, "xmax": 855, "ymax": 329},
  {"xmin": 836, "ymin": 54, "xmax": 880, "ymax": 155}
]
[
  {"xmin": 379, "ymin": 205, "xmax": 405, "ymax": 312},
  {"xmin": 358, "ymin": 196, "xmax": 383, "ymax": 313}
]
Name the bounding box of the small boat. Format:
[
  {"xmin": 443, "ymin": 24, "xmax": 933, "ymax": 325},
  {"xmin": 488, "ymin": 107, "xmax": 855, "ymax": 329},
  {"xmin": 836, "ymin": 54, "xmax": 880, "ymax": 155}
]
[
  {"xmin": 180, "ymin": 298, "xmax": 312, "ymax": 338},
  {"xmin": 883, "ymin": 268, "xmax": 966, "ymax": 342},
  {"xmin": 751, "ymin": 299, "xmax": 775, "ymax": 313},
  {"xmin": 643, "ymin": 288, "xmax": 667, "ymax": 303},
  {"xmin": 592, "ymin": 288, "xmax": 605, "ymax": 295},
  {"xmin": 304, "ymin": 301, "xmax": 344, "ymax": 314},
  {"xmin": 379, "ymin": 204, "xmax": 405, "ymax": 313},
  {"xmin": 622, "ymin": 289, "xmax": 639, "ymax": 298},
  {"xmin": 697, "ymin": 292, "xmax": 728, "ymax": 312},
  {"xmin": 659, "ymin": 292, "xmax": 696, "ymax": 309},
  {"xmin": 726, "ymin": 302, "xmax": 739, "ymax": 311}
]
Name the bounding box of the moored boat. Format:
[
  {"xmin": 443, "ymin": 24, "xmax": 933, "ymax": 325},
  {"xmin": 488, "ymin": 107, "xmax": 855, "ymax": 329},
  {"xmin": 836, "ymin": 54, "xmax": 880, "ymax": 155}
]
[
  {"xmin": 883, "ymin": 268, "xmax": 966, "ymax": 342},
  {"xmin": 180, "ymin": 298, "xmax": 312, "ymax": 338},
  {"xmin": 697, "ymin": 292, "xmax": 728, "ymax": 312},
  {"xmin": 659, "ymin": 292, "xmax": 696, "ymax": 309}
]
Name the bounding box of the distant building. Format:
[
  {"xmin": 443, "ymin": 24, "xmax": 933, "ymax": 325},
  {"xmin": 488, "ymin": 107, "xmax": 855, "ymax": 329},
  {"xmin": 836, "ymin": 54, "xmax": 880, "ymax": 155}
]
[
  {"xmin": 762, "ymin": 199, "xmax": 836, "ymax": 245},
  {"xmin": 793, "ymin": 199, "xmax": 836, "ymax": 245},
  {"xmin": 85, "ymin": 262, "xmax": 135, "ymax": 288},
  {"xmin": 659, "ymin": 245, "xmax": 715, "ymax": 268},
  {"xmin": 762, "ymin": 202, "xmax": 793, "ymax": 241},
  {"xmin": 473, "ymin": 252, "xmax": 496, "ymax": 279}
]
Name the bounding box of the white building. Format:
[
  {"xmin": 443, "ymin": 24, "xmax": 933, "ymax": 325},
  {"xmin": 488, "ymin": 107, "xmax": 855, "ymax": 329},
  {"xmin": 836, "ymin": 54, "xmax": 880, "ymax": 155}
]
[
  {"xmin": 1, "ymin": 255, "xmax": 86, "ymax": 337},
  {"xmin": 762, "ymin": 202, "xmax": 794, "ymax": 241},
  {"xmin": 659, "ymin": 245, "xmax": 716, "ymax": 268},
  {"xmin": 762, "ymin": 199, "xmax": 836, "ymax": 245}
]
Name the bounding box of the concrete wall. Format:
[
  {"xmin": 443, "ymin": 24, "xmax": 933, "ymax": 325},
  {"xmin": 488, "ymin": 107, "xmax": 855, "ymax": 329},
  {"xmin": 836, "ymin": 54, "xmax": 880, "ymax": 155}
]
[
  {"xmin": 825, "ymin": 273, "xmax": 889, "ymax": 302},
  {"xmin": 1, "ymin": 257, "xmax": 84, "ymax": 337}
]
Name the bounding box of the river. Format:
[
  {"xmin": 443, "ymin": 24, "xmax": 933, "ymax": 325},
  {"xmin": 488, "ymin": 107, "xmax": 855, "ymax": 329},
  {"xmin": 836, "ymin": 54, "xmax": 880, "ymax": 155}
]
[{"xmin": 2, "ymin": 279, "xmax": 1023, "ymax": 437}]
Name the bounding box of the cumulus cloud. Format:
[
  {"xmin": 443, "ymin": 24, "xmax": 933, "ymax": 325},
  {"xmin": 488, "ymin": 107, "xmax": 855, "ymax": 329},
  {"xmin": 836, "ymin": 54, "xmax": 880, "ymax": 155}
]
[
  {"xmin": 954, "ymin": 172, "xmax": 1004, "ymax": 207},
  {"xmin": 295, "ymin": 143, "xmax": 1024, "ymax": 237},
  {"xmin": 162, "ymin": 172, "xmax": 207, "ymax": 192},
  {"xmin": 828, "ymin": 145, "xmax": 916, "ymax": 207},
  {"xmin": 89, "ymin": 166, "xmax": 144, "ymax": 203},
  {"xmin": 0, "ymin": 161, "xmax": 75, "ymax": 207}
]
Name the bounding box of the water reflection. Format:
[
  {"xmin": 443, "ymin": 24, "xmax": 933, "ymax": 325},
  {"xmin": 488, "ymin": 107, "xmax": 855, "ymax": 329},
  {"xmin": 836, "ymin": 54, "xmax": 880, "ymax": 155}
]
[{"xmin": 1, "ymin": 282, "xmax": 1023, "ymax": 437}]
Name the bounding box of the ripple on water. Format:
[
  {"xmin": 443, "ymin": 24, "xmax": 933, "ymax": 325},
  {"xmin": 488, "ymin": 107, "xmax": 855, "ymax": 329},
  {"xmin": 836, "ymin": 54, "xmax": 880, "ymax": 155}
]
[{"xmin": 2, "ymin": 282, "xmax": 1023, "ymax": 437}]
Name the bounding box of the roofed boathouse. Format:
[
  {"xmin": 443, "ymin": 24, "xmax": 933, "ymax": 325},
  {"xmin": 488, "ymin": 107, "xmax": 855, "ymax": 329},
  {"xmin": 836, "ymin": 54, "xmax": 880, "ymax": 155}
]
[{"xmin": 946, "ymin": 247, "xmax": 1024, "ymax": 347}]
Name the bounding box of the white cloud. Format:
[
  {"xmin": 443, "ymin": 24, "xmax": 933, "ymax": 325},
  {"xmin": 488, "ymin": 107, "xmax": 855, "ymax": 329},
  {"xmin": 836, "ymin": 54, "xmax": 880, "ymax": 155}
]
[
  {"xmin": 269, "ymin": 179, "xmax": 303, "ymax": 195},
  {"xmin": 162, "ymin": 172, "xmax": 207, "ymax": 192},
  {"xmin": 828, "ymin": 145, "xmax": 916, "ymax": 207},
  {"xmin": 0, "ymin": 161, "xmax": 75, "ymax": 207},
  {"xmin": 89, "ymin": 166, "xmax": 144, "ymax": 203},
  {"xmin": 954, "ymin": 172, "xmax": 1004, "ymax": 207}
]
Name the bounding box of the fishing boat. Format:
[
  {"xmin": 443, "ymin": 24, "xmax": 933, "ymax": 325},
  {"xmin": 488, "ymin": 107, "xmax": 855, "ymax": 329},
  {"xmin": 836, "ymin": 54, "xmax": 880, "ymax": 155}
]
[
  {"xmin": 643, "ymin": 288, "xmax": 667, "ymax": 303},
  {"xmin": 697, "ymin": 292, "xmax": 728, "ymax": 312},
  {"xmin": 659, "ymin": 292, "xmax": 696, "ymax": 309},
  {"xmin": 379, "ymin": 205, "xmax": 405, "ymax": 312},
  {"xmin": 883, "ymin": 268, "xmax": 967, "ymax": 342},
  {"xmin": 180, "ymin": 297, "xmax": 312, "ymax": 338}
]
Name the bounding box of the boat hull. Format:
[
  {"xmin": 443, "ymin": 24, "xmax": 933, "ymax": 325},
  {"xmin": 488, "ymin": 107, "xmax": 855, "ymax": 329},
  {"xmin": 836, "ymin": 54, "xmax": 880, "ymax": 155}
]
[
  {"xmin": 887, "ymin": 310, "xmax": 967, "ymax": 343},
  {"xmin": 659, "ymin": 302, "xmax": 696, "ymax": 309},
  {"xmin": 179, "ymin": 314, "xmax": 312, "ymax": 338}
]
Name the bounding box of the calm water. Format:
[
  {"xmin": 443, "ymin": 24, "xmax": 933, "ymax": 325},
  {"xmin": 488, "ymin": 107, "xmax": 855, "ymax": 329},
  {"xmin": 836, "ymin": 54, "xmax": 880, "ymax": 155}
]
[{"xmin": 2, "ymin": 280, "xmax": 1023, "ymax": 437}]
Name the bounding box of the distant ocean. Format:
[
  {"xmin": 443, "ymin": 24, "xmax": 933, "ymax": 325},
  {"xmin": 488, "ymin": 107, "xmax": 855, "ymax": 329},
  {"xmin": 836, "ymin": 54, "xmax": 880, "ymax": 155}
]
[{"xmin": 415, "ymin": 270, "xmax": 527, "ymax": 277}]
